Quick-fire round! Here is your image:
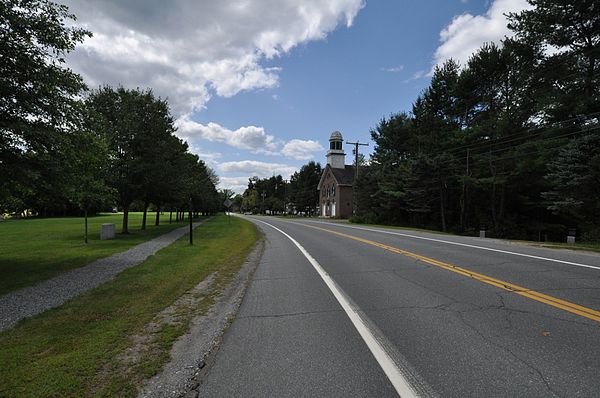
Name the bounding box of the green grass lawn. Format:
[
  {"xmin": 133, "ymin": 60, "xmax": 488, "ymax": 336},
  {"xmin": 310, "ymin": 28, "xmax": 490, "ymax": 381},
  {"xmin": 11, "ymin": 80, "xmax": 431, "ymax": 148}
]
[
  {"xmin": 0, "ymin": 212, "xmax": 188, "ymax": 295},
  {"xmin": 0, "ymin": 215, "xmax": 258, "ymax": 397}
]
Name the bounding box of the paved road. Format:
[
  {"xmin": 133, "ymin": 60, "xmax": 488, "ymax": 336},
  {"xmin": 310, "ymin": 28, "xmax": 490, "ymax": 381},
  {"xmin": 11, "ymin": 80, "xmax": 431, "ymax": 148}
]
[{"xmin": 198, "ymin": 217, "xmax": 600, "ymax": 397}]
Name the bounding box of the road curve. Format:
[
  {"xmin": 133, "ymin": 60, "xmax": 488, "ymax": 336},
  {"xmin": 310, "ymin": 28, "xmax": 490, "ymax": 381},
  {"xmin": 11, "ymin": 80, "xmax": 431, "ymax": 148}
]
[{"xmin": 198, "ymin": 216, "xmax": 600, "ymax": 397}]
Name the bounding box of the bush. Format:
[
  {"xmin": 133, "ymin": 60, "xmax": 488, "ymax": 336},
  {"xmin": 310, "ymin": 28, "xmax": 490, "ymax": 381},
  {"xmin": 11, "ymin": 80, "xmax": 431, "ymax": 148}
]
[{"xmin": 349, "ymin": 215, "xmax": 365, "ymax": 224}]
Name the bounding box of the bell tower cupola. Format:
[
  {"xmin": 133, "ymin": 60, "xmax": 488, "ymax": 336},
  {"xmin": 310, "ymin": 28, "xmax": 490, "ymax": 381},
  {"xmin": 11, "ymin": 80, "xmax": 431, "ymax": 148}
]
[{"xmin": 327, "ymin": 130, "xmax": 345, "ymax": 169}]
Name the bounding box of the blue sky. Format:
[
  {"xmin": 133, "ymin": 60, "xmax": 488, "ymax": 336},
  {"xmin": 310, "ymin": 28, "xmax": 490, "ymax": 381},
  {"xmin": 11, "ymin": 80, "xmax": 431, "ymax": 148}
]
[{"xmin": 63, "ymin": 0, "xmax": 529, "ymax": 192}]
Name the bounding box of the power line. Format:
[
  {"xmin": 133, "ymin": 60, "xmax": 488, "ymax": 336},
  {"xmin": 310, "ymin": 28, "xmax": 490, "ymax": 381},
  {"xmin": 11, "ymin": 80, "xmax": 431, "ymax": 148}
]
[
  {"xmin": 442, "ymin": 111, "xmax": 600, "ymax": 155},
  {"xmin": 346, "ymin": 140, "xmax": 369, "ymax": 179},
  {"xmin": 371, "ymin": 124, "xmax": 600, "ymax": 187}
]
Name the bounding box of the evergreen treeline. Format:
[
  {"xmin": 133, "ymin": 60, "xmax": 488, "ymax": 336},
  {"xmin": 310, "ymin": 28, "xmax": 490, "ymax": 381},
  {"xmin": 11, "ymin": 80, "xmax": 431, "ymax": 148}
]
[
  {"xmin": 355, "ymin": 0, "xmax": 600, "ymax": 241},
  {"xmin": 240, "ymin": 161, "xmax": 322, "ymax": 215},
  {"xmin": 0, "ymin": 0, "xmax": 220, "ymax": 232}
]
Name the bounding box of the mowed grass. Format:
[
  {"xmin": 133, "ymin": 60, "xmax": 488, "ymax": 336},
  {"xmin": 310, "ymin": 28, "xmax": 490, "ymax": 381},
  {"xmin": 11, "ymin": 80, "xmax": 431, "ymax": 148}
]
[
  {"xmin": 0, "ymin": 215, "xmax": 258, "ymax": 397},
  {"xmin": 0, "ymin": 212, "xmax": 187, "ymax": 295}
]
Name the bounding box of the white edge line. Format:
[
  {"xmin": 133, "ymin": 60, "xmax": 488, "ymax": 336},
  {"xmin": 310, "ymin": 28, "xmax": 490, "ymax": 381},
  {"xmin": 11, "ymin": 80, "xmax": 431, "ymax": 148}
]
[
  {"xmin": 254, "ymin": 219, "xmax": 419, "ymax": 398},
  {"xmin": 299, "ymin": 221, "xmax": 600, "ymax": 271}
]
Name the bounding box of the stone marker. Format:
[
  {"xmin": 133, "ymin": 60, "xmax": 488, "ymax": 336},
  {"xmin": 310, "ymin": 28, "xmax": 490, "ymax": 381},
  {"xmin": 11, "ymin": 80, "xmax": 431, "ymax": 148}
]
[
  {"xmin": 479, "ymin": 224, "xmax": 487, "ymax": 238},
  {"xmin": 101, "ymin": 223, "xmax": 116, "ymax": 240},
  {"xmin": 567, "ymin": 228, "xmax": 576, "ymax": 244}
]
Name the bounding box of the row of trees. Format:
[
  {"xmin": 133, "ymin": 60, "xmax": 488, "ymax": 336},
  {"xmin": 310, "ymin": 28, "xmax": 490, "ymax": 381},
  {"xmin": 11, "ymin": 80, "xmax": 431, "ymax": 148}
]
[
  {"xmin": 0, "ymin": 0, "xmax": 220, "ymax": 234},
  {"xmin": 239, "ymin": 161, "xmax": 322, "ymax": 215},
  {"xmin": 354, "ymin": 0, "xmax": 600, "ymax": 241}
]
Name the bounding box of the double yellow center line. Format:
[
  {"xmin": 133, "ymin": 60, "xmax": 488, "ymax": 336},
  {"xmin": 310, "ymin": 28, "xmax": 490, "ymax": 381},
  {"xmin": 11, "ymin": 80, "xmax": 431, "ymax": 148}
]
[{"xmin": 300, "ymin": 223, "xmax": 600, "ymax": 324}]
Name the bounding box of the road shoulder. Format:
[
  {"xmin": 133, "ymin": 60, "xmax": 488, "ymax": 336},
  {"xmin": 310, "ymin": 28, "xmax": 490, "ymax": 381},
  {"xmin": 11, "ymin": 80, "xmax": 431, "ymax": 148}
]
[{"xmin": 139, "ymin": 233, "xmax": 265, "ymax": 398}]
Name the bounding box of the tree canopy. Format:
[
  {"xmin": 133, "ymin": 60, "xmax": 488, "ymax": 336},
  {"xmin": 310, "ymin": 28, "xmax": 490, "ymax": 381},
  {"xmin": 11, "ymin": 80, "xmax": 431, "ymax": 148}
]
[
  {"xmin": 0, "ymin": 1, "xmax": 219, "ymax": 239},
  {"xmin": 1, "ymin": 0, "xmax": 90, "ymax": 214},
  {"xmin": 354, "ymin": 1, "xmax": 600, "ymax": 241}
]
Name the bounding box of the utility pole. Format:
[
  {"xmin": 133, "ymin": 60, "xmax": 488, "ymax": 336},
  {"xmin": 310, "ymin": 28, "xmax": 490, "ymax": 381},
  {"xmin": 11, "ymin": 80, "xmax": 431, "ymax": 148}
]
[
  {"xmin": 283, "ymin": 179, "xmax": 288, "ymax": 215},
  {"xmin": 346, "ymin": 140, "xmax": 369, "ymax": 216},
  {"xmin": 346, "ymin": 140, "xmax": 369, "ymax": 180}
]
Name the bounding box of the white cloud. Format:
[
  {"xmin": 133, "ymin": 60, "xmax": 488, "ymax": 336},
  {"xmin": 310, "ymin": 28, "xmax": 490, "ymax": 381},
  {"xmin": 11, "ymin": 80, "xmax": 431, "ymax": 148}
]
[
  {"xmin": 431, "ymin": 0, "xmax": 531, "ymax": 72},
  {"xmin": 281, "ymin": 139, "xmax": 324, "ymax": 160},
  {"xmin": 186, "ymin": 145, "xmax": 222, "ymax": 167},
  {"xmin": 176, "ymin": 117, "xmax": 278, "ymax": 152},
  {"xmin": 381, "ymin": 65, "xmax": 404, "ymax": 73},
  {"xmin": 219, "ymin": 160, "xmax": 297, "ymax": 179},
  {"xmin": 177, "ymin": 117, "xmax": 325, "ymax": 159},
  {"xmin": 62, "ymin": 0, "xmax": 365, "ymax": 115},
  {"xmin": 218, "ymin": 176, "xmax": 251, "ymax": 194}
]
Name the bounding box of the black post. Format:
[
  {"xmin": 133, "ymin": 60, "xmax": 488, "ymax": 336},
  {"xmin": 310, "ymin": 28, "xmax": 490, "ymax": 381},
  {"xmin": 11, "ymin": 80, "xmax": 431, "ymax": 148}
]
[
  {"xmin": 84, "ymin": 208, "xmax": 88, "ymax": 244},
  {"xmin": 189, "ymin": 197, "xmax": 193, "ymax": 245}
]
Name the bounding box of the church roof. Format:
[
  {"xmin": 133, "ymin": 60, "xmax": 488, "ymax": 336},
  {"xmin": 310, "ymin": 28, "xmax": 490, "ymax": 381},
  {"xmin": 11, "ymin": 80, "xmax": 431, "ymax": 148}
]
[
  {"xmin": 317, "ymin": 164, "xmax": 355, "ymax": 190},
  {"xmin": 331, "ymin": 165, "xmax": 355, "ymax": 185}
]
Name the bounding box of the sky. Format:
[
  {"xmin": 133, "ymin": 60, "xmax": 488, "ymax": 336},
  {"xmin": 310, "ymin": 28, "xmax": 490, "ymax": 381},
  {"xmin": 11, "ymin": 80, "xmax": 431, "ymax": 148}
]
[{"xmin": 61, "ymin": 0, "xmax": 531, "ymax": 193}]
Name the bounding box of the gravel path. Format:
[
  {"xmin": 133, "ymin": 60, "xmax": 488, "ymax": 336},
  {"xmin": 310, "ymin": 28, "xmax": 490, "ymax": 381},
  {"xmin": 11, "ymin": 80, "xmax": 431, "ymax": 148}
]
[{"xmin": 0, "ymin": 221, "xmax": 205, "ymax": 332}]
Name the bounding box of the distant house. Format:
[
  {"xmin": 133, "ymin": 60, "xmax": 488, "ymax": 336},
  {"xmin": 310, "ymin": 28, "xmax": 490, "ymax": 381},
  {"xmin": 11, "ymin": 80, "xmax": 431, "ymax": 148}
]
[{"xmin": 317, "ymin": 131, "xmax": 354, "ymax": 218}]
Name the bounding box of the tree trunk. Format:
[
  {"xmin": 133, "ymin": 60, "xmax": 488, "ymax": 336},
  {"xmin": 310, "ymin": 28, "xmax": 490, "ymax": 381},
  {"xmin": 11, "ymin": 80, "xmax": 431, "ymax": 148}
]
[
  {"xmin": 122, "ymin": 205, "xmax": 130, "ymax": 234},
  {"xmin": 460, "ymin": 150, "xmax": 470, "ymax": 231},
  {"xmin": 155, "ymin": 204, "xmax": 161, "ymax": 226},
  {"xmin": 169, "ymin": 208, "xmax": 173, "ymax": 224},
  {"xmin": 459, "ymin": 177, "xmax": 465, "ymax": 231},
  {"xmin": 189, "ymin": 199, "xmax": 193, "ymax": 245},
  {"xmin": 491, "ymin": 181, "xmax": 497, "ymax": 231},
  {"xmin": 489, "ymin": 151, "xmax": 497, "ymax": 231},
  {"xmin": 84, "ymin": 208, "xmax": 88, "ymax": 244},
  {"xmin": 141, "ymin": 200, "xmax": 149, "ymax": 230},
  {"xmin": 585, "ymin": 56, "xmax": 596, "ymax": 100},
  {"xmin": 499, "ymin": 184, "xmax": 506, "ymax": 222},
  {"xmin": 439, "ymin": 183, "xmax": 447, "ymax": 233}
]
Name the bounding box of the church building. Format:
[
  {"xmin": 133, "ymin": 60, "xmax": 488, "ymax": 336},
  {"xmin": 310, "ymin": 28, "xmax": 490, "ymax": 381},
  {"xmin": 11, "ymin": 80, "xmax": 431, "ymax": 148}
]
[{"xmin": 317, "ymin": 131, "xmax": 354, "ymax": 218}]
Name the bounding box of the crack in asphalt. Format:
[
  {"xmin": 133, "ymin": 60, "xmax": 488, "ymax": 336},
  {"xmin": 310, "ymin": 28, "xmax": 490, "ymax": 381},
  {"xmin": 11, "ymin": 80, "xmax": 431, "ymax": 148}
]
[
  {"xmin": 454, "ymin": 311, "xmax": 564, "ymax": 398},
  {"xmin": 236, "ymin": 308, "xmax": 343, "ymax": 320},
  {"xmin": 328, "ymin": 268, "xmax": 391, "ymax": 276},
  {"xmin": 536, "ymin": 287, "xmax": 600, "ymax": 292},
  {"xmin": 252, "ymin": 275, "xmax": 306, "ymax": 281}
]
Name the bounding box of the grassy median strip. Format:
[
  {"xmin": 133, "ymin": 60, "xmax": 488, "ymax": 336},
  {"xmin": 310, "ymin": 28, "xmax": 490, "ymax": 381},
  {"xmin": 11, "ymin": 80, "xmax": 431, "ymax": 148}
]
[
  {"xmin": 0, "ymin": 212, "xmax": 190, "ymax": 295},
  {"xmin": 0, "ymin": 215, "xmax": 257, "ymax": 397}
]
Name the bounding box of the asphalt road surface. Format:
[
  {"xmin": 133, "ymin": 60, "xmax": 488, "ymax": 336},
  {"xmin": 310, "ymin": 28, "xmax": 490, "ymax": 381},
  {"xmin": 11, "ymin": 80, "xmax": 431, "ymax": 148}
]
[{"xmin": 197, "ymin": 216, "xmax": 600, "ymax": 397}]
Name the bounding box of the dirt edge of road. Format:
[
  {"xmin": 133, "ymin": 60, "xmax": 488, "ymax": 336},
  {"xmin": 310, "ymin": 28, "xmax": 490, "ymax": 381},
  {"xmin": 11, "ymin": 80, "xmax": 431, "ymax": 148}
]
[{"xmin": 138, "ymin": 231, "xmax": 266, "ymax": 398}]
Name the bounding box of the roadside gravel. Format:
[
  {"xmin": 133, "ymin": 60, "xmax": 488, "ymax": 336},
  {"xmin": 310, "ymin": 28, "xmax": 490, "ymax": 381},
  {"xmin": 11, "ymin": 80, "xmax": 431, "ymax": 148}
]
[
  {"xmin": 0, "ymin": 221, "xmax": 205, "ymax": 332},
  {"xmin": 138, "ymin": 235, "xmax": 264, "ymax": 398}
]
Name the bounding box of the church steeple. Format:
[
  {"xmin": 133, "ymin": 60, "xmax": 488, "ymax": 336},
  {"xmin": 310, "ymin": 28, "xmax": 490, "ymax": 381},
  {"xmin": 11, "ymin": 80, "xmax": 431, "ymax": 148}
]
[{"xmin": 326, "ymin": 130, "xmax": 345, "ymax": 169}]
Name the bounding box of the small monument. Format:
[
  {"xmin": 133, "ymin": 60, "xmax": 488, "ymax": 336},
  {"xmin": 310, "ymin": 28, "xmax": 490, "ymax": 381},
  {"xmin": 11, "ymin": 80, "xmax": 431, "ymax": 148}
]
[{"xmin": 101, "ymin": 223, "xmax": 116, "ymax": 240}]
